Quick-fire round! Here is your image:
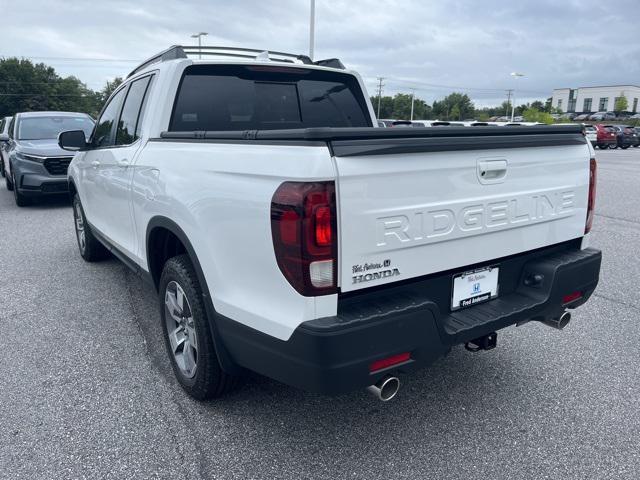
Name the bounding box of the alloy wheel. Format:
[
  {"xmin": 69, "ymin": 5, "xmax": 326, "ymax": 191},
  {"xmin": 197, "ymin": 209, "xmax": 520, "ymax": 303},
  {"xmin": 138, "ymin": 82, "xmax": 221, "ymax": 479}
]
[
  {"xmin": 74, "ymin": 202, "xmax": 86, "ymax": 254},
  {"xmin": 164, "ymin": 281, "xmax": 198, "ymax": 378}
]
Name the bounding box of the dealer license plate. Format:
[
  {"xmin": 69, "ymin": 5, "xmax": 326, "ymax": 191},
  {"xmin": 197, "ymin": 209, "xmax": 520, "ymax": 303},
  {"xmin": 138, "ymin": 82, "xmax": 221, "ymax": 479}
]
[{"xmin": 451, "ymin": 266, "xmax": 499, "ymax": 311}]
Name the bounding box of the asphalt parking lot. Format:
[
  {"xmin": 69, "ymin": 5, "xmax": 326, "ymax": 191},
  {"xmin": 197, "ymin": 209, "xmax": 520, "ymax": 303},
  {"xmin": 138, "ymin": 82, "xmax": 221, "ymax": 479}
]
[{"xmin": 1, "ymin": 148, "xmax": 639, "ymax": 480}]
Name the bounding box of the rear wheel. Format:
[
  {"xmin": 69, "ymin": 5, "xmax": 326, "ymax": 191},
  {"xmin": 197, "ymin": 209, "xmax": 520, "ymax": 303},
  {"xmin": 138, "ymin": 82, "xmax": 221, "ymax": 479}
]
[
  {"xmin": 621, "ymin": 145, "xmax": 630, "ymax": 149},
  {"xmin": 72, "ymin": 194, "xmax": 109, "ymax": 261},
  {"xmin": 0, "ymin": 160, "xmax": 4, "ymax": 177},
  {"xmin": 160, "ymin": 254, "xmax": 236, "ymax": 400}
]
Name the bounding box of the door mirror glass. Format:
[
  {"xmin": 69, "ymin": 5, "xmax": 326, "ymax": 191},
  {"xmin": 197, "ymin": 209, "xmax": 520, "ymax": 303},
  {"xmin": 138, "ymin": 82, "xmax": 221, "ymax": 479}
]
[{"xmin": 58, "ymin": 130, "xmax": 88, "ymax": 151}]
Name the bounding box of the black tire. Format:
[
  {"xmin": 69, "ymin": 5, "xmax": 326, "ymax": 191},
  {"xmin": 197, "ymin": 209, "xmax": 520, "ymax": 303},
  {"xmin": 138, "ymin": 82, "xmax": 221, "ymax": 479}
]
[
  {"xmin": 0, "ymin": 160, "xmax": 4, "ymax": 178},
  {"xmin": 12, "ymin": 172, "xmax": 30, "ymax": 206},
  {"xmin": 159, "ymin": 254, "xmax": 236, "ymax": 400},
  {"xmin": 5, "ymin": 171, "xmax": 13, "ymax": 191},
  {"xmin": 621, "ymin": 145, "xmax": 630, "ymax": 149},
  {"xmin": 72, "ymin": 194, "xmax": 109, "ymax": 261},
  {"xmin": 598, "ymin": 145, "xmax": 608, "ymax": 150}
]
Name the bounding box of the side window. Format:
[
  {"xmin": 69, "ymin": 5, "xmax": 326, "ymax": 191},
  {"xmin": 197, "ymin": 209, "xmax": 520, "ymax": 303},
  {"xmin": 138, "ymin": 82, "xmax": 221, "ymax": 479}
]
[
  {"xmin": 116, "ymin": 75, "xmax": 153, "ymax": 146},
  {"xmin": 93, "ymin": 87, "xmax": 128, "ymax": 148},
  {"xmin": 8, "ymin": 118, "xmax": 15, "ymax": 138}
]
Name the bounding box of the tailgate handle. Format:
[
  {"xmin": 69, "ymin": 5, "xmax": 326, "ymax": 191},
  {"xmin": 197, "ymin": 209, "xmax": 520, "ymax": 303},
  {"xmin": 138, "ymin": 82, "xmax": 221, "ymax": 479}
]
[{"xmin": 477, "ymin": 159, "xmax": 507, "ymax": 183}]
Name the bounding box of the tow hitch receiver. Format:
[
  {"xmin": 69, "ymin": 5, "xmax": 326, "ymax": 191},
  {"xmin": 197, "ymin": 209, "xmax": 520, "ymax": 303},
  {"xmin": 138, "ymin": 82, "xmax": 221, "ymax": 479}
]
[{"xmin": 465, "ymin": 332, "xmax": 497, "ymax": 352}]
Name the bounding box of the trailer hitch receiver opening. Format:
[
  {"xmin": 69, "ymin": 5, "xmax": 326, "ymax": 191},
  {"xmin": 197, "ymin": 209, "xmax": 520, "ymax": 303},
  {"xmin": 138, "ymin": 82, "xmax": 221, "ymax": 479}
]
[{"xmin": 465, "ymin": 332, "xmax": 497, "ymax": 352}]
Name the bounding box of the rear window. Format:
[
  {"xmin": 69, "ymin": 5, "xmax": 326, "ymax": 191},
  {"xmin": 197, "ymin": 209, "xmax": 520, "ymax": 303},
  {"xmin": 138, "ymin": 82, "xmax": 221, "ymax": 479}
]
[
  {"xmin": 584, "ymin": 126, "xmax": 596, "ymax": 132},
  {"xmin": 169, "ymin": 65, "xmax": 371, "ymax": 131}
]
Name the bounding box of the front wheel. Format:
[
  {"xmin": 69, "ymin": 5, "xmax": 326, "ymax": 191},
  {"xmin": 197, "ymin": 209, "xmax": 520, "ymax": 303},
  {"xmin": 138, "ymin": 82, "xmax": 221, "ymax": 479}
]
[
  {"xmin": 160, "ymin": 254, "xmax": 236, "ymax": 400},
  {"xmin": 621, "ymin": 145, "xmax": 630, "ymax": 149},
  {"xmin": 72, "ymin": 194, "xmax": 109, "ymax": 261},
  {"xmin": 12, "ymin": 172, "xmax": 30, "ymax": 206}
]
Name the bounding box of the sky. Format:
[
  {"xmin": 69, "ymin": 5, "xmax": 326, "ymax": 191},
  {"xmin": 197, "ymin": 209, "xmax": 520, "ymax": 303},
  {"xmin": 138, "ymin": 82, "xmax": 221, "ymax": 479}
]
[{"xmin": 1, "ymin": 0, "xmax": 639, "ymax": 107}]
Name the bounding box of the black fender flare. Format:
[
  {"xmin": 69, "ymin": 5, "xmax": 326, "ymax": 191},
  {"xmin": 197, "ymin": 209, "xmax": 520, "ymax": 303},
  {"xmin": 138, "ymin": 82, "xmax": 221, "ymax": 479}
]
[{"xmin": 146, "ymin": 216, "xmax": 241, "ymax": 375}]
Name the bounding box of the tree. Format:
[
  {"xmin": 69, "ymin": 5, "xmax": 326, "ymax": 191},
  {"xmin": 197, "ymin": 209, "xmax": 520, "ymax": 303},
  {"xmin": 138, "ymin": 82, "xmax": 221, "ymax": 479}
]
[
  {"xmin": 0, "ymin": 58, "xmax": 95, "ymax": 117},
  {"xmin": 530, "ymin": 100, "xmax": 545, "ymax": 111},
  {"xmin": 522, "ymin": 107, "xmax": 554, "ymax": 124},
  {"xmin": 544, "ymin": 97, "xmax": 553, "ymax": 113},
  {"xmin": 370, "ymin": 93, "xmax": 432, "ymax": 120},
  {"xmin": 97, "ymin": 77, "xmax": 123, "ymax": 106},
  {"xmin": 431, "ymin": 92, "xmax": 474, "ymax": 120},
  {"xmin": 614, "ymin": 93, "xmax": 629, "ymax": 114}
]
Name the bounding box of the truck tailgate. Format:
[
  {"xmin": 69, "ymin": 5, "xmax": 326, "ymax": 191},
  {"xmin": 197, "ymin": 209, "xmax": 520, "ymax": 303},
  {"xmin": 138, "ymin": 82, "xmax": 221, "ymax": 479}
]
[{"xmin": 330, "ymin": 127, "xmax": 591, "ymax": 292}]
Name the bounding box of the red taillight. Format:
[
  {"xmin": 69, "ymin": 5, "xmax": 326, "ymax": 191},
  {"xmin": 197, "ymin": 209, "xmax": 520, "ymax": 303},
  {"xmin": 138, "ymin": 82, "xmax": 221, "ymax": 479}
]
[
  {"xmin": 271, "ymin": 182, "xmax": 337, "ymax": 296},
  {"xmin": 369, "ymin": 352, "xmax": 411, "ymax": 373},
  {"xmin": 585, "ymin": 157, "xmax": 597, "ymax": 234},
  {"xmin": 314, "ymin": 206, "xmax": 332, "ymax": 246},
  {"xmin": 562, "ymin": 291, "xmax": 583, "ymax": 305}
]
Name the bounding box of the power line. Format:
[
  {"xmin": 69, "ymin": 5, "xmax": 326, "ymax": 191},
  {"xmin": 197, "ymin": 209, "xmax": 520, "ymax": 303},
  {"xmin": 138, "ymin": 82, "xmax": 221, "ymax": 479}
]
[
  {"xmin": 368, "ymin": 76, "xmax": 551, "ymax": 96},
  {"xmin": 0, "ymin": 54, "xmax": 139, "ymax": 63},
  {"xmin": 0, "ymin": 93, "xmax": 93, "ymax": 97},
  {"xmin": 505, "ymin": 90, "xmax": 513, "ymax": 116}
]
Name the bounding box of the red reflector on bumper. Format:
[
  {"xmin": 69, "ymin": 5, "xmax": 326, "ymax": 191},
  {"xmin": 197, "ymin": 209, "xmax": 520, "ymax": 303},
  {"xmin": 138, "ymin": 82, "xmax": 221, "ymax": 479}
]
[
  {"xmin": 369, "ymin": 352, "xmax": 411, "ymax": 373},
  {"xmin": 562, "ymin": 291, "xmax": 583, "ymax": 304}
]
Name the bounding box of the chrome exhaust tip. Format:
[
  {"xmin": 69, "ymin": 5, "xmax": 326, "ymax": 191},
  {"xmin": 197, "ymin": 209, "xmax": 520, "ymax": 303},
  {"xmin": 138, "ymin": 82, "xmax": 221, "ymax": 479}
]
[
  {"xmin": 541, "ymin": 311, "xmax": 572, "ymax": 330},
  {"xmin": 366, "ymin": 376, "xmax": 400, "ymax": 402}
]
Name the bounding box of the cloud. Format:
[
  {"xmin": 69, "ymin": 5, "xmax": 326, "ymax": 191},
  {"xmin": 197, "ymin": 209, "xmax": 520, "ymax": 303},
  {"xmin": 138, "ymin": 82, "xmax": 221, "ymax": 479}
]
[{"xmin": 1, "ymin": 0, "xmax": 638, "ymax": 106}]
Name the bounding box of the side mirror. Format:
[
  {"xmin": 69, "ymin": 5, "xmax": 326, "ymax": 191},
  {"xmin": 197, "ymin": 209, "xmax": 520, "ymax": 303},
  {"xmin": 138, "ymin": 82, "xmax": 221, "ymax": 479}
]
[
  {"xmin": 58, "ymin": 130, "xmax": 88, "ymax": 151},
  {"xmin": 0, "ymin": 133, "xmax": 9, "ymax": 142}
]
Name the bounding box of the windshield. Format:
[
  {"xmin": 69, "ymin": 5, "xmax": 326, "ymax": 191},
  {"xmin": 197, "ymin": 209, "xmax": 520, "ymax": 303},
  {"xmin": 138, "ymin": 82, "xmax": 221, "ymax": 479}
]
[
  {"xmin": 170, "ymin": 65, "xmax": 371, "ymax": 131},
  {"xmin": 18, "ymin": 116, "xmax": 94, "ymax": 141}
]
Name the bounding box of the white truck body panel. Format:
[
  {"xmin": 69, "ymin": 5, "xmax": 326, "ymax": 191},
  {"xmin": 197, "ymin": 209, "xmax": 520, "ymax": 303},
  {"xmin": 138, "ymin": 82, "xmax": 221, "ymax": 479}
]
[
  {"xmin": 129, "ymin": 141, "xmax": 338, "ymax": 340},
  {"xmin": 334, "ymin": 144, "xmax": 591, "ymax": 292}
]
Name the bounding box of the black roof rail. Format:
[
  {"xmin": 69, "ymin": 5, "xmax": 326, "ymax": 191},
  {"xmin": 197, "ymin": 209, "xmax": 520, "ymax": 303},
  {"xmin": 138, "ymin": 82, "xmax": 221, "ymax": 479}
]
[
  {"xmin": 181, "ymin": 45, "xmax": 314, "ymax": 65},
  {"xmin": 127, "ymin": 45, "xmax": 187, "ymax": 78},
  {"xmin": 313, "ymin": 58, "xmax": 345, "ymax": 69},
  {"xmin": 127, "ymin": 45, "xmax": 346, "ymax": 78}
]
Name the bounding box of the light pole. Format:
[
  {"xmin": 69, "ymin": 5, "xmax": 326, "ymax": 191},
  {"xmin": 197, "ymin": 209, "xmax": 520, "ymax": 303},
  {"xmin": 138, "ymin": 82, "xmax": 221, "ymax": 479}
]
[
  {"xmin": 410, "ymin": 88, "xmax": 416, "ymax": 121},
  {"xmin": 510, "ymin": 72, "xmax": 525, "ymax": 121},
  {"xmin": 309, "ymin": 0, "xmax": 316, "ymax": 60},
  {"xmin": 190, "ymin": 32, "xmax": 208, "ymax": 59}
]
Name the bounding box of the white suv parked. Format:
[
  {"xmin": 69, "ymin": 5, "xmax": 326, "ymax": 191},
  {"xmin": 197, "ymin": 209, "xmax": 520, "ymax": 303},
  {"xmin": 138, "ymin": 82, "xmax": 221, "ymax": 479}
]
[{"xmin": 60, "ymin": 46, "xmax": 601, "ymax": 401}]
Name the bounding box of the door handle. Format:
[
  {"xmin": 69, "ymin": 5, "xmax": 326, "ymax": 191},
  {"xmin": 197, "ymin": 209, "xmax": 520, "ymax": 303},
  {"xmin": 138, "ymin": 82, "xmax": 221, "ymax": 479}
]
[
  {"xmin": 91, "ymin": 160, "xmax": 100, "ymax": 168},
  {"xmin": 117, "ymin": 159, "xmax": 129, "ymax": 168},
  {"xmin": 477, "ymin": 159, "xmax": 508, "ymax": 184}
]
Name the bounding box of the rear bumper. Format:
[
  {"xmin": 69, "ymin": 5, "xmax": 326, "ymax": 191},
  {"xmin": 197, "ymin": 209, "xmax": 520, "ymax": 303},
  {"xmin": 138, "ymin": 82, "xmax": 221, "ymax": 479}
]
[{"xmin": 217, "ymin": 241, "xmax": 601, "ymax": 395}]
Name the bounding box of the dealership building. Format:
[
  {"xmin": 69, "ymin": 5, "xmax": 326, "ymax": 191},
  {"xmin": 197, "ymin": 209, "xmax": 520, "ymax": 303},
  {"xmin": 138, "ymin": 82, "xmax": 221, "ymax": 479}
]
[{"xmin": 551, "ymin": 85, "xmax": 640, "ymax": 114}]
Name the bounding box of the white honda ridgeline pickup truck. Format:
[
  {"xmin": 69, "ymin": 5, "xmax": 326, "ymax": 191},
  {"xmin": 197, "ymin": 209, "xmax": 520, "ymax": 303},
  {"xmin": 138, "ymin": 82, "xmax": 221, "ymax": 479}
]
[{"xmin": 59, "ymin": 46, "xmax": 601, "ymax": 402}]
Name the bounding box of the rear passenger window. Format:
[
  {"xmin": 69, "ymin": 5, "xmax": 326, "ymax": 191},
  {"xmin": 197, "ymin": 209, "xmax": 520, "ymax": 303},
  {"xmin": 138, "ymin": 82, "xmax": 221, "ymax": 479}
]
[
  {"xmin": 93, "ymin": 87, "xmax": 127, "ymax": 148},
  {"xmin": 116, "ymin": 76, "xmax": 153, "ymax": 145},
  {"xmin": 169, "ymin": 64, "xmax": 371, "ymax": 131}
]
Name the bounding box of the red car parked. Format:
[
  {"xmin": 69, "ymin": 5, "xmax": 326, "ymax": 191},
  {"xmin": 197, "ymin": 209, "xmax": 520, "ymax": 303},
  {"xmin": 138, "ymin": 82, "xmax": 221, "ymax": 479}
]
[{"xmin": 595, "ymin": 124, "xmax": 617, "ymax": 149}]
